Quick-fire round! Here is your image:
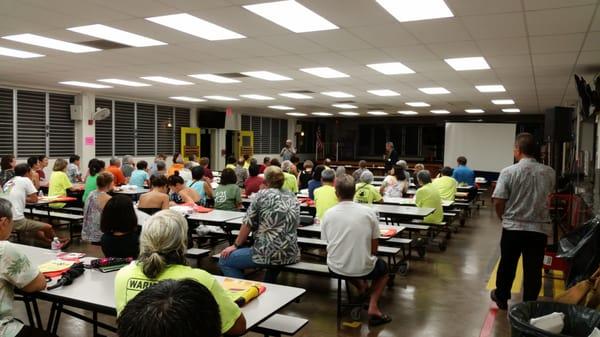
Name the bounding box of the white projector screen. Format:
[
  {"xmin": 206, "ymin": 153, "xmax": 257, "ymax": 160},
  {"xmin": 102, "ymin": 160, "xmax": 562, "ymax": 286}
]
[{"xmin": 443, "ymin": 122, "xmax": 516, "ymax": 173}]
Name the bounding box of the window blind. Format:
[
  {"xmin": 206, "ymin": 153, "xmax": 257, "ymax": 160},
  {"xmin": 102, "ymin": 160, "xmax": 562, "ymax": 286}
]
[
  {"xmin": 0, "ymin": 88, "xmax": 14, "ymax": 156},
  {"xmin": 16, "ymin": 90, "xmax": 46, "ymax": 158},
  {"xmin": 48, "ymin": 93, "xmax": 75, "ymax": 157},
  {"xmin": 136, "ymin": 103, "xmax": 155, "ymax": 156},
  {"xmin": 114, "ymin": 101, "xmax": 135, "ymax": 156}
]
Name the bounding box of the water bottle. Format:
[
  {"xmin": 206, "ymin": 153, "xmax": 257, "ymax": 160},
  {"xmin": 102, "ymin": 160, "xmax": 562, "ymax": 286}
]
[
  {"xmin": 38, "ymin": 190, "xmax": 44, "ymax": 198},
  {"xmin": 51, "ymin": 237, "xmax": 61, "ymax": 252}
]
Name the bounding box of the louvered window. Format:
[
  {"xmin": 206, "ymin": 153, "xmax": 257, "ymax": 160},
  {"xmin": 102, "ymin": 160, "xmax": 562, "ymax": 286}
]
[
  {"xmin": 17, "ymin": 90, "xmax": 46, "ymax": 158},
  {"xmin": 136, "ymin": 103, "xmax": 155, "ymax": 156},
  {"xmin": 175, "ymin": 107, "xmax": 190, "ymax": 154},
  {"xmin": 251, "ymin": 116, "xmax": 262, "ymax": 154},
  {"xmin": 48, "ymin": 93, "xmax": 75, "ymax": 157},
  {"xmin": 0, "ymin": 88, "xmax": 13, "ymax": 155},
  {"xmin": 242, "ymin": 115, "xmax": 288, "ymax": 154},
  {"xmin": 95, "ymin": 98, "xmax": 113, "ymax": 157},
  {"xmin": 114, "ymin": 101, "xmax": 135, "ymax": 156},
  {"xmin": 241, "ymin": 115, "xmax": 251, "ymax": 131},
  {"xmin": 270, "ymin": 119, "xmax": 280, "ymax": 153},
  {"xmin": 157, "ymin": 105, "xmax": 174, "ymax": 155}
]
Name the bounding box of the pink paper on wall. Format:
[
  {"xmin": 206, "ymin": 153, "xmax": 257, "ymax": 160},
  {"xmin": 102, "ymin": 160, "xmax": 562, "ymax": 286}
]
[{"xmin": 85, "ymin": 136, "xmax": 95, "ymax": 146}]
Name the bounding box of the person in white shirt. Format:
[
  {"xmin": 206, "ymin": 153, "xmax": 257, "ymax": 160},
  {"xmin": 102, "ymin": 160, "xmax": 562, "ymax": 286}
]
[
  {"xmin": 2, "ymin": 163, "xmax": 66, "ymax": 245},
  {"xmin": 67, "ymin": 155, "xmax": 82, "ymax": 183},
  {"xmin": 0, "ymin": 198, "xmax": 52, "ymax": 337},
  {"xmin": 321, "ymin": 174, "xmax": 391, "ymax": 326}
]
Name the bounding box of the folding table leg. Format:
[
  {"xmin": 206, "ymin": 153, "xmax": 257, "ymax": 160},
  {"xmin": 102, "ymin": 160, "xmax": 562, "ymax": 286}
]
[{"xmin": 52, "ymin": 303, "xmax": 63, "ymax": 335}]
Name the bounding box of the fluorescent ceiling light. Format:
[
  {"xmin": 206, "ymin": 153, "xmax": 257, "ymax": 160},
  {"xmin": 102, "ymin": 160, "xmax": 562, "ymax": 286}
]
[
  {"xmin": 492, "ymin": 99, "xmax": 515, "ymax": 105},
  {"xmin": 3, "ymin": 34, "xmax": 100, "ymax": 53},
  {"xmin": 170, "ymin": 96, "xmax": 206, "ymax": 102},
  {"xmin": 243, "ymin": 0, "xmax": 338, "ymax": 33},
  {"xmin": 502, "ymin": 108, "xmax": 520, "ymax": 113},
  {"xmin": 98, "ymin": 79, "xmax": 151, "ymax": 87},
  {"xmin": 204, "ymin": 95, "xmax": 239, "ymax": 101},
  {"xmin": 398, "ymin": 110, "xmax": 418, "ymax": 115},
  {"xmin": 321, "ymin": 91, "xmax": 354, "ymax": 98},
  {"xmin": 188, "ymin": 74, "xmax": 240, "ymax": 83},
  {"xmin": 0, "ymin": 46, "xmax": 44, "ymax": 58},
  {"xmin": 286, "ymin": 112, "xmax": 307, "ymax": 117},
  {"xmin": 311, "ymin": 112, "xmax": 333, "ymax": 116},
  {"xmin": 146, "ymin": 13, "xmax": 245, "ymax": 41},
  {"xmin": 67, "ymin": 24, "xmax": 165, "ymax": 47},
  {"xmin": 338, "ymin": 111, "xmax": 359, "ymax": 116},
  {"xmin": 419, "ymin": 87, "xmax": 450, "ymax": 95},
  {"xmin": 465, "ymin": 109, "xmax": 484, "ymax": 113},
  {"xmin": 269, "ymin": 105, "xmax": 294, "ymax": 110},
  {"xmin": 279, "ymin": 92, "xmax": 313, "ymax": 99},
  {"xmin": 240, "ymin": 94, "xmax": 275, "ymax": 100},
  {"xmin": 332, "ymin": 103, "xmax": 357, "ymax": 109},
  {"xmin": 367, "ymin": 62, "xmax": 415, "ymax": 75},
  {"xmin": 241, "ymin": 71, "xmax": 291, "ymax": 81},
  {"xmin": 368, "ymin": 89, "xmax": 400, "ymax": 96},
  {"xmin": 431, "ymin": 109, "xmax": 450, "ymax": 114},
  {"xmin": 59, "ymin": 81, "xmax": 112, "ymax": 88},
  {"xmin": 406, "ymin": 102, "xmax": 430, "ymax": 107},
  {"xmin": 445, "ymin": 57, "xmax": 490, "ymax": 71},
  {"xmin": 140, "ymin": 76, "xmax": 193, "ymax": 85},
  {"xmin": 376, "ymin": 0, "xmax": 453, "ymax": 22},
  {"xmin": 300, "ymin": 67, "xmax": 349, "ymax": 78},
  {"xmin": 367, "ymin": 111, "xmax": 388, "ymax": 116},
  {"xmin": 476, "ymin": 84, "xmax": 506, "ymax": 93}
]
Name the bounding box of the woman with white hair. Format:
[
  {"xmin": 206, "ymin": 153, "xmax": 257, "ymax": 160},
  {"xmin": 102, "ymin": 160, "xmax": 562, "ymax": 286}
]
[
  {"xmin": 114, "ymin": 210, "xmax": 246, "ymax": 335},
  {"xmin": 280, "ymin": 139, "xmax": 296, "ymax": 161},
  {"xmin": 354, "ymin": 171, "xmax": 383, "ymax": 204}
]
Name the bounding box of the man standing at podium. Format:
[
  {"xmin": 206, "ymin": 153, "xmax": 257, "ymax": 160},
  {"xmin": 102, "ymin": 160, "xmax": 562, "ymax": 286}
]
[{"xmin": 384, "ymin": 142, "xmax": 398, "ymax": 172}]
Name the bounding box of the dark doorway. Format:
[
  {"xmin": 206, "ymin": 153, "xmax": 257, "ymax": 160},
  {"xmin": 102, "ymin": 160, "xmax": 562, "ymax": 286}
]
[
  {"xmin": 226, "ymin": 130, "xmax": 235, "ymax": 158},
  {"xmin": 200, "ymin": 129, "xmax": 211, "ymax": 162}
]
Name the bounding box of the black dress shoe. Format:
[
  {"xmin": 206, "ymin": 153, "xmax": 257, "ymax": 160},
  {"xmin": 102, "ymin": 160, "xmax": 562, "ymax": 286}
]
[{"xmin": 490, "ymin": 290, "xmax": 508, "ymax": 310}]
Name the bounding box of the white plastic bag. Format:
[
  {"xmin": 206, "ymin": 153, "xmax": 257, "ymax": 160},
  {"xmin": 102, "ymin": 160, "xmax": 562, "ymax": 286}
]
[{"xmin": 530, "ymin": 312, "xmax": 565, "ymax": 334}]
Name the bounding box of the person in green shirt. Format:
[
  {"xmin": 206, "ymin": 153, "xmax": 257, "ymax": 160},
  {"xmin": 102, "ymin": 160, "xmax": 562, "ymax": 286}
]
[
  {"xmin": 114, "ymin": 210, "xmax": 246, "ymax": 335},
  {"xmin": 354, "ymin": 171, "xmax": 383, "ymax": 204},
  {"xmin": 214, "ymin": 168, "xmax": 242, "ymax": 211},
  {"xmin": 83, "ymin": 159, "xmax": 105, "ymax": 203},
  {"xmin": 432, "ymin": 166, "xmax": 458, "ymax": 201},
  {"xmin": 281, "ymin": 160, "xmax": 299, "ymax": 193},
  {"xmin": 314, "ymin": 168, "xmax": 337, "ymax": 220},
  {"xmin": 415, "ymin": 170, "xmax": 444, "ymax": 224},
  {"xmin": 225, "ymin": 156, "xmax": 237, "ymax": 170}
]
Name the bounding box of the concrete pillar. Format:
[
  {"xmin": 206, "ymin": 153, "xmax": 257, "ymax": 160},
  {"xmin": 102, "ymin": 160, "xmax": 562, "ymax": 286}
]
[
  {"xmin": 74, "ymin": 92, "xmax": 95, "ymax": 168},
  {"xmin": 212, "ymin": 128, "xmax": 227, "ymax": 171}
]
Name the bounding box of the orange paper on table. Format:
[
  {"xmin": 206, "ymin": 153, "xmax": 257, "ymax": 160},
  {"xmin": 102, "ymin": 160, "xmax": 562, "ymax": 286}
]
[
  {"xmin": 39, "ymin": 259, "xmax": 74, "ymax": 277},
  {"xmin": 193, "ymin": 205, "xmax": 214, "ymax": 213},
  {"xmin": 380, "ymin": 228, "xmax": 397, "ymax": 237},
  {"xmin": 222, "ymin": 278, "xmax": 266, "ymax": 306}
]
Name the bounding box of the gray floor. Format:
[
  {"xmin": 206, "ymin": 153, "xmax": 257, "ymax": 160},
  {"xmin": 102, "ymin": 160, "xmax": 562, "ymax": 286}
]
[{"xmin": 13, "ymin": 196, "xmax": 531, "ymax": 337}]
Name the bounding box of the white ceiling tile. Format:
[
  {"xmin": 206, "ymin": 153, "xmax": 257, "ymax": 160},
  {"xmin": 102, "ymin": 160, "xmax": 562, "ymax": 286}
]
[
  {"xmin": 591, "ymin": 5, "xmax": 600, "ymax": 31},
  {"xmin": 487, "ymin": 55, "xmax": 532, "ymax": 68},
  {"xmin": 304, "ymin": 30, "xmax": 372, "ymax": 51},
  {"xmin": 427, "ymin": 41, "xmax": 482, "ymax": 58},
  {"xmin": 446, "ymin": 0, "xmax": 522, "ymax": 16},
  {"xmin": 576, "ymin": 51, "xmax": 600, "ymax": 68},
  {"xmin": 532, "ymin": 53, "xmax": 578, "ymax": 67},
  {"xmin": 256, "ymin": 34, "xmax": 328, "ymax": 54},
  {"xmin": 461, "ymin": 13, "xmax": 526, "ymax": 39},
  {"xmin": 530, "ymin": 33, "xmax": 586, "ymax": 54},
  {"xmin": 347, "ymin": 24, "xmax": 419, "ymax": 48},
  {"xmin": 523, "ymin": 0, "xmax": 598, "ymax": 11},
  {"xmin": 582, "ymin": 32, "xmax": 600, "ymax": 51},
  {"xmin": 526, "ymin": 5, "xmax": 596, "ymax": 36},
  {"xmin": 403, "ymin": 19, "xmax": 472, "ymax": 43},
  {"xmin": 382, "ymin": 45, "xmax": 439, "ymax": 61},
  {"xmin": 476, "ymin": 37, "xmax": 529, "ymax": 56}
]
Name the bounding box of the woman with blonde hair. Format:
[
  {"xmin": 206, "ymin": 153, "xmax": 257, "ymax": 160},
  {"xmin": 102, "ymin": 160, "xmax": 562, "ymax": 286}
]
[
  {"xmin": 114, "ymin": 210, "xmax": 246, "ymax": 335},
  {"xmin": 49, "ymin": 158, "xmax": 81, "ymax": 208}
]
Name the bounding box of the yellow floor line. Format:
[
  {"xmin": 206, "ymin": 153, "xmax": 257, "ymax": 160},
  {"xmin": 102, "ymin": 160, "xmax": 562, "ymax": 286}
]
[{"xmin": 486, "ymin": 257, "xmax": 524, "ymax": 293}]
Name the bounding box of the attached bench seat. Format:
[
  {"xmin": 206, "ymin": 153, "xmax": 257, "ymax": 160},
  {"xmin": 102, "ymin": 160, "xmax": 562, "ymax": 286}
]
[{"xmin": 27, "ymin": 208, "xmax": 83, "ymax": 240}]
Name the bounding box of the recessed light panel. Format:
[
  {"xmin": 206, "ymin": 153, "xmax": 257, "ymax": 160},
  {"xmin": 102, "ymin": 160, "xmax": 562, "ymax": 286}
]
[
  {"xmin": 367, "ymin": 62, "xmax": 415, "ymax": 75},
  {"xmin": 312, "ymin": 112, "xmax": 333, "ymax": 116},
  {"xmin": 188, "ymin": 74, "xmax": 241, "ymax": 83},
  {"xmin": 475, "ymin": 84, "xmax": 506, "ymax": 93},
  {"xmin": 241, "ymin": 71, "xmax": 292, "ymax": 81},
  {"xmin": 367, "ymin": 111, "xmax": 388, "ymax": 116},
  {"xmin": 321, "ymin": 91, "xmax": 354, "ymax": 98},
  {"xmin": 419, "ymin": 87, "xmax": 450, "ymax": 95},
  {"xmin": 140, "ymin": 76, "xmax": 193, "ymax": 85},
  {"xmin": 0, "ymin": 46, "xmax": 44, "ymax": 58},
  {"xmin": 3, "ymin": 34, "xmax": 100, "ymax": 53},
  {"xmin": 300, "ymin": 67, "xmax": 349, "ymax": 78},
  {"xmin": 398, "ymin": 111, "xmax": 418, "ymax": 115},
  {"xmin": 431, "ymin": 109, "xmax": 450, "ymax": 114},
  {"xmin": 146, "ymin": 13, "xmax": 245, "ymax": 41},
  {"xmin": 243, "ymin": 0, "xmax": 338, "ymax": 33},
  {"xmin": 170, "ymin": 96, "xmax": 206, "ymax": 102},
  {"xmin": 59, "ymin": 81, "xmax": 112, "ymax": 88},
  {"xmin": 204, "ymin": 95, "xmax": 239, "ymax": 101},
  {"xmin": 465, "ymin": 109, "xmax": 484, "ymax": 113},
  {"xmin": 368, "ymin": 89, "xmax": 400, "ymax": 96},
  {"xmin": 279, "ymin": 93, "xmax": 313, "ymax": 99},
  {"xmin": 67, "ymin": 24, "xmax": 166, "ymax": 47},
  {"xmin": 98, "ymin": 79, "xmax": 151, "ymax": 87},
  {"xmin": 269, "ymin": 105, "xmax": 294, "ymax": 110},
  {"xmin": 332, "ymin": 103, "xmax": 357, "ymax": 109},
  {"xmin": 240, "ymin": 94, "xmax": 275, "ymax": 100},
  {"xmin": 502, "ymin": 108, "xmax": 520, "ymax": 113},
  {"xmin": 492, "ymin": 99, "xmax": 515, "ymax": 105},
  {"xmin": 406, "ymin": 102, "xmax": 430, "ymax": 107},
  {"xmin": 338, "ymin": 111, "xmax": 359, "ymax": 116},
  {"xmin": 286, "ymin": 112, "xmax": 307, "ymax": 116},
  {"xmin": 376, "ymin": 0, "xmax": 454, "ymax": 22},
  {"xmin": 445, "ymin": 57, "xmax": 490, "ymax": 71}
]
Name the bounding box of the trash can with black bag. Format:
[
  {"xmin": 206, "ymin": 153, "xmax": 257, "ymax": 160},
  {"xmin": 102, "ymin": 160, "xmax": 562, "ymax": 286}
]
[
  {"xmin": 509, "ymin": 301, "xmax": 600, "ymax": 337},
  {"xmin": 557, "ymin": 216, "xmax": 600, "ymax": 287}
]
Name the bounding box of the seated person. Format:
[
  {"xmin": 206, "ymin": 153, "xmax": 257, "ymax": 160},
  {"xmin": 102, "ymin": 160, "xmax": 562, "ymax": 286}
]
[
  {"xmin": 151, "ymin": 160, "xmax": 167, "ymax": 178},
  {"xmin": 380, "ymin": 165, "xmax": 409, "ymax": 197},
  {"xmin": 167, "ymin": 153, "xmax": 185, "ymax": 177},
  {"xmin": 168, "ymin": 173, "xmax": 200, "ymax": 205},
  {"xmin": 82, "ymin": 172, "xmax": 114, "ymax": 244},
  {"xmin": 234, "ymin": 157, "xmax": 248, "ymax": 188},
  {"xmin": 4, "ymin": 163, "xmax": 67, "ymax": 245},
  {"xmin": 67, "ymin": 155, "xmax": 83, "ymax": 183},
  {"xmin": 0, "ymin": 198, "xmax": 54, "ymax": 337},
  {"xmin": 187, "ymin": 166, "xmax": 213, "ymax": 205},
  {"xmin": 26, "ymin": 156, "xmax": 41, "ymax": 190},
  {"xmin": 313, "ymin": 168, "xmax": 337, "ymax": 220},
  {"xmin": 269, "ymin": 158, "xmax": 281, "ymax": 168},
  {"xmin": 225, "ymin": 156, "xmax": 236, "ymax": 170},
  {"xmin": 138, "ymin": 175, "xmax": 170, "ymax": 214},
  {"xmin": 321, "ymin": 175, "xmax": 391, "ymax": 326},
  {"xmin": 281, "ymin": 161, "xmax": 298, "ymax": 193},
  {"xmin": 107, "ymin": 158, "xmax": 128, "ymax": 186},
  {"xmin": 129, "ymin": 160, "xmax": 149, "ymax": 188},
  {"xmin": 413, "ymin": 163, "xmax": 425, "ymax": 187},
  {"xmin": 244, "ymin": 164, "xmax": 264, "ymax": 196},
  {"xmin": 114, "ymin": 210, "xmax": 246, "ymax": 336},
  {"xmin": 307, "ymin": 165, "xmax": 326, "ymax": 200},
  {"xmin": 0, "ymin": 155, "xmax": 16, "ymax": 189},
  {"xmin": 414, "ymin": 170, "xmax": 444, "ymax": 224},
  {"xmin": 297, "ymin": 160, "xmax": 313, "ymax": 190},
  {"xmin": 199, "ymin": 157, "xmax": 213, "ymax": 181},
  {"xmin": 214, "ymin": 168, "xmax": 241, "ymax": 211},
  {"xmin": 100, "ymin": 194, "xmax": 139, "ymax": 258},
  {"xmin": 352, "ymin": 160, "xmax": 371, "ymax": 182},
  {"xmin": 354, "ymin": 171, "xmax": 383, "ymax": 204},
  {"xmin": 432, "ymin": 167, "xmax": 458, "ymax": 201},
  {"xmin": 452, "ymin": 156, "xmax": 475, "ymax": 186},
  {"xmin": 219, "ymin": 167, "xmax": 300, "ymax": 283},
  {"xmin": 48, "ymin": 158, "xmax": 80, "ymax": 208},
  {"xmin": 179, "ymin": 161, "xmax": 194, "ymax": 183},
  {"xmin": 83, "ymin": 159, "xmax": 105, "ymax": 203},
  {"xmin": 259, "ymin": 157, "xmax": 270, "ymax": 174},
  {"xmin": 121, "ymin": 155, "xmax": 135, "ymax": 178},
  {"xmin": 117, "ymin": 279, "xmax": 221, "ymax": 337}
]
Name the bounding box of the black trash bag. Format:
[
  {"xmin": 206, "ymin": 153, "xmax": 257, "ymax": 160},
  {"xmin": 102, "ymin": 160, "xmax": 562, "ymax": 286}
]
[
  {"xmin": 557, "ymin": 217, "xmax": 600, "ymax": 287},
  {"xmin": 509, "ymin": 301, "xmax": 600, "ymax": 337}
]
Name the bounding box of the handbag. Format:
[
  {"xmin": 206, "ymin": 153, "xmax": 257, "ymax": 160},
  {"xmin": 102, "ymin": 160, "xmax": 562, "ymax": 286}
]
[{"xmin": 556, "ymin": 265, "xmax": 600, "ymax": 308}]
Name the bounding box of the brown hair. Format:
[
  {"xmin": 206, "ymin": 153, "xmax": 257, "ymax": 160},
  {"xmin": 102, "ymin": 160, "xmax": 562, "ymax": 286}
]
[
  {"xmin": 96, "ymin": 172, "xmax": 114, "ymax": 189},
  {"xmin": 264, "ymin": 166, "xmax": 284, "ymax": 189},
  {"xmin": 53, "ymin": 158, "xmax": 68, "ymax": 172},
  {"xmin": 516, "ymin": 132, "xmax": 536, "ymax": 156}
]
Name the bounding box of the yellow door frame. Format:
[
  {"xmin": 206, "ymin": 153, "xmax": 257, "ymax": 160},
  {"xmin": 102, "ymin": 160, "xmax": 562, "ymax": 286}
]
[{"xmin": 181, "ymin": 127, "xmax": 201, "ymax": 160}]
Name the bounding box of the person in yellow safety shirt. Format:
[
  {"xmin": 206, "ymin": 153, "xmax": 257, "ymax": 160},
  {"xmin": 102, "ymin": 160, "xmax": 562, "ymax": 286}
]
[
  {"xmin": 414, "ymin": 170, "xmax": 444, "ymax": 224},
  {"xmin": 314, "ymin": 168, "xmax": 337, "ymax": 220},
  {"xmin": 281, "ymin": 160, "xmax": 299, "ymax": 193},
  {"xmin": 431, "ymin": 166, "xmax": 458, "ymax": 201},
  {"xmin": 354, "ymin": 171, "xmax": 383, "ymax": 204}
]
